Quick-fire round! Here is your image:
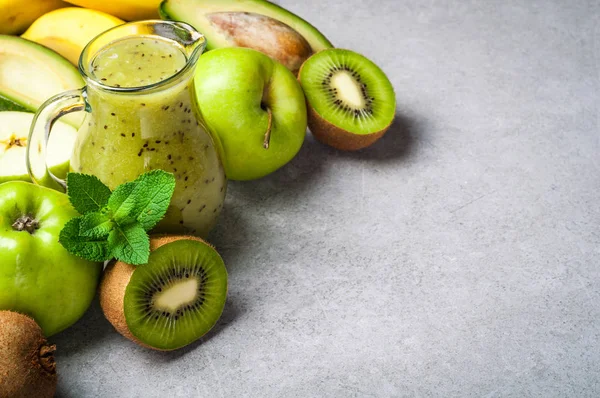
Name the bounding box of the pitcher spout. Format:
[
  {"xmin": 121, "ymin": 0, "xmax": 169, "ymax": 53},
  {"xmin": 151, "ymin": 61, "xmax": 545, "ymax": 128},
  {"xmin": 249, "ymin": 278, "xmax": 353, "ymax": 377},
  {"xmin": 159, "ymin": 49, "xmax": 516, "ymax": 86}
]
[{"xmin": 167, "ymin": 21, "xmax": 206, "ymax": 60}]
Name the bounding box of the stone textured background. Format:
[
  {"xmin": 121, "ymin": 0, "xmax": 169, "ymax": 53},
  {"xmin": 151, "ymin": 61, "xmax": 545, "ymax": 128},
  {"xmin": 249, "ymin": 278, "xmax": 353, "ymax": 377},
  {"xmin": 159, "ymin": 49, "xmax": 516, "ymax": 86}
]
[{"xmin": 55, "ymin": 0, "xmax": 600, "ymax": 396}]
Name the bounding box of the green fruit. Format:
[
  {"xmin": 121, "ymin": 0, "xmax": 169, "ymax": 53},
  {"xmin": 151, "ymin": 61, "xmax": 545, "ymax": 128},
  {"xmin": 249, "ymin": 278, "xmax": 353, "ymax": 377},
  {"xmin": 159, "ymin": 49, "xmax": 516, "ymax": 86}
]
[
  {"xmin": 160, "ymin": 0, "xmax": 332, "ymax": 73},
  {"xmin": 0, "ymin": 95, "xmax": 28, "ymax": 112},
  {"xmin": 0, "ymin": 181, "xmax": 103, "ymax": 336},
  {"xmin": 0, "ymin": 35, "xmax": 83, "ymax": 127},
  {"xmin": 298, "ymin": 48, "xmax": 396, "ymax": 151},
  {"xmin": 0, "ymin": 111, "xmax": 76, "ymax": 188},
  {"xmin": 193, "ymin": 47, "xmax": 307, "ymax": 180},
  {"xmin": 0, "ymin": 311, "xmax": 57, "ymax": 398},
  {"xmin": 100, "ymin": 236, "xmax": 228, "ymax": 351}
]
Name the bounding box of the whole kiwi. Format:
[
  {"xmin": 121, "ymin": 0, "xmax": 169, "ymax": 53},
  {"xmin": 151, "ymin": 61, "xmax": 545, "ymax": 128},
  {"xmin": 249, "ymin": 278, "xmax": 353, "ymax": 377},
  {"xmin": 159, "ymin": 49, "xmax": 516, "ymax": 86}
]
[
  {"xmin": 100, "ymin": 235, "xmax": 228, "ymax": 351},
  {"xmin": 0, "ymin": 311, "xmax": 57, "ymax": 398}
]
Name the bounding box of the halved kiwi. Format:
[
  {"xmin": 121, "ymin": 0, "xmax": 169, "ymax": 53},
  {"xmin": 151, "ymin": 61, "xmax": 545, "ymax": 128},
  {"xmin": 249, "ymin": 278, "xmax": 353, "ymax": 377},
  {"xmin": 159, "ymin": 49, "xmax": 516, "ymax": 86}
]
[
  {"xmin": 298, "ymin": 49, "xmax": 396, "ymax": 151},
  {"xmin": 100, "ymin": 236, "xmax": 228, "ymax": 351}
]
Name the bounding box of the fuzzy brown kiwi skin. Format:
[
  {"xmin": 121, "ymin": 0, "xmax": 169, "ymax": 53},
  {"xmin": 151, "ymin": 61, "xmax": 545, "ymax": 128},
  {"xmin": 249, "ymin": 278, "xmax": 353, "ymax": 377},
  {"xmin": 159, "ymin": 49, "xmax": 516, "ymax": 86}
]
[
  {"xmin": 298, "ymin": 56, "xmax": 393, "ymax": 151},
  {"xmin": 306, "ymin": 106, "xmax": 390, "ymax": 151},
  {"xmin": 99, "ymin": 235, "xmax": 210, "ymax": 351},
  {"xmin": 0, "ymin": 311, "xmax": 57, "ymax": 398}
]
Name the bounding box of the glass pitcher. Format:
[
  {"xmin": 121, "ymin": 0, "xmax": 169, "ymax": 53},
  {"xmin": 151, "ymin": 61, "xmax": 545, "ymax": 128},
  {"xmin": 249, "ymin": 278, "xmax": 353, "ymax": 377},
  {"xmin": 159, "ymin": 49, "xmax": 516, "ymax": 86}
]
[{"xmin": 27, "ymin": 20, "xmax": 227, "ymax": 237}]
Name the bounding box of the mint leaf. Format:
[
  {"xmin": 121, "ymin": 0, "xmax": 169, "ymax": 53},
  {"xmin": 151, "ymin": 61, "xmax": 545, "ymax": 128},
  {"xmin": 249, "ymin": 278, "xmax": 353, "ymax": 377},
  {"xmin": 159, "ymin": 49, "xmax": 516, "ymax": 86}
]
[
  {"xmin": 107, "ymin": 181, "xmax": 137, "ymax": 225},
  {"xmin": 108, "ymin": 222, "xmax": 150, "ymax": 265},
  {"xmin": 59, "ymin": 217, "xmax": 111, "ymax": 262},
  {"xmin": 129, "ymin": 170, "xmax": 176, "ymax": 230},
  {"xmin": 79, "ymin": 211, "xmax": 113, "ymax": 238},
  {"xmin": 109, "ymin": 170, "xmax": 176, "ymax": 230},
  {"xmin": 66, "ymin": 173, "xmax": 112, "ymax": 214}
]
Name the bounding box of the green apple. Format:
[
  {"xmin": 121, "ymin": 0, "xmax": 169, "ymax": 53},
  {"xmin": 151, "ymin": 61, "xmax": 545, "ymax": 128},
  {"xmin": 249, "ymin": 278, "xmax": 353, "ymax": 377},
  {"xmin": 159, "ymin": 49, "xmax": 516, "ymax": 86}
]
[
  {"xmin": 0, "ymin": 181, "xmax": 103, "ymax": 336},
  {"xmin": 193, "ymin": 48, "xmax": 307, "ymax": 180},
  {"xmin": 0, "ymin": 111, "xmax": 76, "ymax": 188}
]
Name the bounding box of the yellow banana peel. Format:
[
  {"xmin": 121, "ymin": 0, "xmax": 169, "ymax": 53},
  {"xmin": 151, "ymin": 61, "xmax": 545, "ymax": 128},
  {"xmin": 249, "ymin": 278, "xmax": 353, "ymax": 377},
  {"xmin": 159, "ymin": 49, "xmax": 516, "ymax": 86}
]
[
  {"xmin": 22, "ymin": 7, "xmax": 124, "ymax": 65},
  {"xmin": 0, "ymin": 0, "xmax": 69, "ymax": 35},
  {"xmin": 63, "ymin": 0, "xmax": 161, "ymax": 21}
]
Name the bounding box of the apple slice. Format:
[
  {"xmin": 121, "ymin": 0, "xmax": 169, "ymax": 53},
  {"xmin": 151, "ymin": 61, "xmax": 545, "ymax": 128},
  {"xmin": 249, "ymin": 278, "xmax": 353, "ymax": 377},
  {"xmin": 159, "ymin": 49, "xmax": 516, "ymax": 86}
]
[{"xmin": 0, "ymin": 111, "xmax": 76, "ymax": 187}]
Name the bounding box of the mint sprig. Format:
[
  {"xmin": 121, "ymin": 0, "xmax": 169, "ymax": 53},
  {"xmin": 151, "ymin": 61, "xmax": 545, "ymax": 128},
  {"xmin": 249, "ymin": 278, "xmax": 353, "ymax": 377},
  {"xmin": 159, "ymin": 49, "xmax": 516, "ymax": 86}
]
[{"xmin": 59, "ymin": 170, "xmax": 176, "ymax": 265}]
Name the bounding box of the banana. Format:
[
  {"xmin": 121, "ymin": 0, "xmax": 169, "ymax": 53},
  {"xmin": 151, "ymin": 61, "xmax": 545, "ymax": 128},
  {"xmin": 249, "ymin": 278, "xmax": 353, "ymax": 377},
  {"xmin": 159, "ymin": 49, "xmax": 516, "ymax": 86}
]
[
  {"xmin": 62, "ymin": 0, "xmax": 161, "ymax": 21},
  {"xmin": 22, "ymin": 8, "xmax": 124, "ymax": 65},
  {"xmin": 0, "ymin": 0, "xmax": 68, "ymax": 35}
]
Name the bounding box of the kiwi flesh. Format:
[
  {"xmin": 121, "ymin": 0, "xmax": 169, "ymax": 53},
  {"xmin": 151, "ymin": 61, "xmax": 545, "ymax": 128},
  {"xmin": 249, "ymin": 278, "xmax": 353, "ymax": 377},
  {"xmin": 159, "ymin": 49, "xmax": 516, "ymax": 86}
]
[
  {"xmin": 100, "ymin": 235, "xmax": 228, "ymax": 351},
  {"xmin": 0, "ymin": 311, "xmax": 57, "ymax": 398},
  {"xmin": 298, "ymin": 49, "xmax": 396, "ymax": 151}
]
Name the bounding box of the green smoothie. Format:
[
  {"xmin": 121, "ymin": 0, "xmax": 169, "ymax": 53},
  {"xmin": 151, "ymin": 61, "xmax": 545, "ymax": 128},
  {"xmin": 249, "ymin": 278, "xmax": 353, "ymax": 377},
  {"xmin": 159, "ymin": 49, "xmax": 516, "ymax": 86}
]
[{"xmin": 70, "ymin": 36, "xmax": 226, "ymax": 237}]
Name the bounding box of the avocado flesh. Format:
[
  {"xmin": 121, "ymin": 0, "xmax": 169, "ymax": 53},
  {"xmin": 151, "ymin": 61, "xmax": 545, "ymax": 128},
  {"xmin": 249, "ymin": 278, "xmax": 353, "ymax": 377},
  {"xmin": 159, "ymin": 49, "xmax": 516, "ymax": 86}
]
[
  {"xmin": 159, "ymin": 0, "xmax": 333, "ymax": 53},
  {"xmin": 0, "ymin": 35, "xmax": 83, "ymax": 126}
]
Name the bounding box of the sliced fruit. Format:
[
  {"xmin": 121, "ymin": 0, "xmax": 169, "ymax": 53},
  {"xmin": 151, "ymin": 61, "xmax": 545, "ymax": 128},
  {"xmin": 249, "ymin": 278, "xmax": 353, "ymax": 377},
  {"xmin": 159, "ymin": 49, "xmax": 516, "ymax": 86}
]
[
  {"xmin": 0, "ymin": 111, "xmax": 76, "ymax": 186},
  {"xmin": 0, "ymin": 311, "xmax": 56, "ymax": 398},
  {"xmin": 63, "ymin": 0, "xmax": 161, "ymax": 21},
  {"xmin": 0, "ymin": 35, "xmax": 84, "ymax": 126},
  {"xmin": 22, "ymin": 7, "xmax": 124, "ymax": 66},
  {"xmin": 0, "ymin": 95, "xmax": 28, "ymax": 112},
  {"xmin": 100, "ymin": 236, "xmax": 228, "ymax": 351},
  {"xmin": 0, "ymin": 0, "xmax": 68, "ymax": 35},
  {"xmin": 298, "ymin": 49, "xmax": 396, "ymax": 151},
  {"xmin": 160, "ymin": 0, "xmax": 333, "ymax": 73}
]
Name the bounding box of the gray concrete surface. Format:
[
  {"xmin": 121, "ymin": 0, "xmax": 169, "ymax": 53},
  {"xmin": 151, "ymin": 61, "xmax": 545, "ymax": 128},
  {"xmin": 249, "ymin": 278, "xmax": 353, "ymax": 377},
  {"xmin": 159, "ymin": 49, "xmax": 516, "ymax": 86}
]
[{"xmin": 53, "ymin": 0, "xmax": 600, "ymax": 396}]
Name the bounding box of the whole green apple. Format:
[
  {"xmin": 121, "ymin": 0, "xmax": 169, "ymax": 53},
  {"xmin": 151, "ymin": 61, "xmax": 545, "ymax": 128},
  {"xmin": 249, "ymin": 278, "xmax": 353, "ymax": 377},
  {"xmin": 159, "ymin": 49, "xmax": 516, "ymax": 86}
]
[
  {"xmin": 0, "ymin": 181, "xmax": 102, "ymax": 336},
  {"xmin": 193, "ymin": 48, "xmax": 307, "ymax": 180}
]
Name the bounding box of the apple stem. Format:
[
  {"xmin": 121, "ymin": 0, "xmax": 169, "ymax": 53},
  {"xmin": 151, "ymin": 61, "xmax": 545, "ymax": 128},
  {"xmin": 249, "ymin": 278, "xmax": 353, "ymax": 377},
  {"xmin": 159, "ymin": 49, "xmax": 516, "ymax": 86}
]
[
  {"xmin": 12, "ymin": 215, "xmax": 40, "ymax": 234},
  {"xmin": 263, "ymin": 108, "xmax": 273, "ymax": 149}
]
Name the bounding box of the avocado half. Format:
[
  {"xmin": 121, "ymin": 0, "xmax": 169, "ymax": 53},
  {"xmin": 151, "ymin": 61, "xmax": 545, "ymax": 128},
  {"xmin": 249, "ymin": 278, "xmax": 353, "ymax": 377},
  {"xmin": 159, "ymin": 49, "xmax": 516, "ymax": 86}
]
[
  {"xmin": 159, "ymin": 0, "xmax": 333, "ymax": 73},
  {"xmin": 0, "ymin": 35, "xmax": 83, "ymax": 125}
]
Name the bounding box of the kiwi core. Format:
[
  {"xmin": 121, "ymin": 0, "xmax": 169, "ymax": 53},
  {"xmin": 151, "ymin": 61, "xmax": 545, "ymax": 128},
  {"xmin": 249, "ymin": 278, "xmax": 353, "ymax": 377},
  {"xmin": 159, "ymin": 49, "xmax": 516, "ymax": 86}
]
[
  {"xmin": 320, "ymin": 65, "xmax": 375, "ymax": 119},
  {"xmin": 331, "ymin": 71, "xmax": 366, "ymax": 109},
  {"xmin": 153, "ymin": 279, "xmax": 199, "ymax": 312}
]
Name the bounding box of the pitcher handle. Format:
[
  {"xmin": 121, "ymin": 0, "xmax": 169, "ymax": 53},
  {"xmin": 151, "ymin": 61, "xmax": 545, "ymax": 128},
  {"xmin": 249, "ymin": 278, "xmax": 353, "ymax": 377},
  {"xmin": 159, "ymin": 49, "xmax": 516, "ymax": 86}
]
[{"xmin": 27, "ymin": 88, "xmax": 87, "ymax": 191}]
